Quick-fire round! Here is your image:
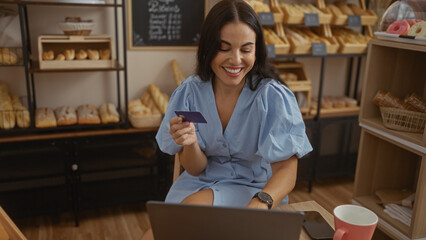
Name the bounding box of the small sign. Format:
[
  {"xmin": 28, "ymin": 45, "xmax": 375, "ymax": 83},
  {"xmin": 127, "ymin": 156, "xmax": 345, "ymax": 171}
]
[
  {"xmin": 312, "ymin": 42, "xmax": 327, "ymax": 56},
  {"xmin": 304, "ymin": 13, "xmax": 319, "ymax": 26},
  {"xmin": 258, "ymin": 12, "xmax": 275, "ymax": 26},
  {"xmin": 347, "ymin": 15, "xmax": 362, "ymax": 27},
  {"xmin": 399, "ymin": 35, "xmax": 415, "ymax": 39},
  {"xmin": 266, "ymin": 44, "xmax": 276, "ymax": 58}
]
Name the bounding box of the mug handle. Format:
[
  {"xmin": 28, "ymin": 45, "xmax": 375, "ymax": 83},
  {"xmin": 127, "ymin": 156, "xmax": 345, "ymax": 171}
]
[{"xmin": 333, "ymin": 228, "xmax": 347, "ymax": 240}]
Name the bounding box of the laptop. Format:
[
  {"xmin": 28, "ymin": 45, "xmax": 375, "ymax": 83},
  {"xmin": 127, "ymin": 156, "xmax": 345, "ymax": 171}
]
[{"xmin": 146, "ymin": 201, "xmax": 305, "ymax": 240}]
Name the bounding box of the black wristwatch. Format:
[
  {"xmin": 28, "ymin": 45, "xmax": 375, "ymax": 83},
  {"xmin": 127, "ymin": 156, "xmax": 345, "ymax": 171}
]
[{"xmin": 253, "ymin": 192, "xmax": 273, "ymax": 209}]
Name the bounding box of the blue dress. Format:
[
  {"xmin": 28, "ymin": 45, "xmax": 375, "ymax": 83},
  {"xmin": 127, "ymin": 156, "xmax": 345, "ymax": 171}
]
[{"xmin": 156, "ymin": 75, "xmax": 312, "ymax": 207}]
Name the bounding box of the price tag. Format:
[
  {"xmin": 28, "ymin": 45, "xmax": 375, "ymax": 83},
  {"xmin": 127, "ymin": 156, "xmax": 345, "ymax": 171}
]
[
  {"xmin": 312, "ymin": 42, "xmax": 327, "ymax": 56},
  {"xmin": 347, "ymin": 15, "xmax": 362, "ymax": 27},
  {"xmin": 258, "ymin": 12, "xmax": 275, "ymax": 26},
  {"xmin": 266, "ymin": 44, "xmax": 276, "ymax": 58},
  {"xmin": 304, "ymin": 13, "xmax": 319, "ymax": 26}
]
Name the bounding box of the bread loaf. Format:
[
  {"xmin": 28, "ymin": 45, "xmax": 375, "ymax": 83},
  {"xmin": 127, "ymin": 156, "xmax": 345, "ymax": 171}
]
[
  {"xmin": 100, "ymin": 49, "xmax": 111, "ymax": 60},
  {"xmin": 64, "ymin": 49, "xmax": 75, "ymax": 60},
  {"xmin": 404, "ymin": 93, "xmax": 426, "ymax": 113},
  {"xmin": 55, "ymin": 105, "xmax": 77, "ymax": 126},
  {"xmin": 42, "ymin": 50, "xmax": 54, "ymax": 60},
  {"xmin": 129, "ymin": 99, "xmax": 151, "ymax": 116},
  {"xmin": 77, "ymin": 104, "xmax": 100, "ymax": 124},
  {"xmin": 87, "ymin": 49, "xmax": 100, "ymax": 60},
  {"xmin": 56, "ymin": 53, "xmax": 65, "ymax": 61},
  {"xmin": 141, "ymin": 91, "xmax": 161, "ymax": 114},
  {"xmin": 171, "ymin": 59, "xmax": 186, "ymax": 86},
  {"xmin": 75, "ymin": 49, "xmax": 88, "ymax": 60},
  {"xmin": 149, "ymin": 84, "xmax": 169, "ymax": 114},
  {"xmin": 99, "ymin": 103, "xmax": 120, "ymax": 123},
  {"xmin": 10, "ymin": 94, "xmax": 30, "ymax": 128},
  {"xmin": 35, "ymin": 107, "xmax": 57, "ymax": 128}
]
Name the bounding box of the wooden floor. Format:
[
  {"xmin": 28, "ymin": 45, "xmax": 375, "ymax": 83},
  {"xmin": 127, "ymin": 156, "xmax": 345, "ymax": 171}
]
[{"xmin": 14, "ymin": 175, "xmax": 357, "ymax": 240}]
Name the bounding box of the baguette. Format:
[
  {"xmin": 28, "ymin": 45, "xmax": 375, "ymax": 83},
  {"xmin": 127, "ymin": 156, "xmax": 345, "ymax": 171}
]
[
  {"xmin": 171, "ymin": 59, "xmax": 186, "ymax": 86},
  {"xmin": 149, "ymin": 84, "xmax": 169, "ymax": 114},
  {"xmin": 141, "ymin": 91, "xmax": 161, "ymax": 114}
]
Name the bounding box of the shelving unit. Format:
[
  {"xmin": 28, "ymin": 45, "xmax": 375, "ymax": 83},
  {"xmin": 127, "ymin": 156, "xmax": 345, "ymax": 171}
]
[
  {"xmin": 0, "ymin": 0, "xmax": 170, "ymax": 226},
  {"xmin": 353, "ymin": 39, "xmax": 426, "ymax": 240},
  {"xmin": 0, "ymin": 0, "xmax": 129, "ymax": 133}
]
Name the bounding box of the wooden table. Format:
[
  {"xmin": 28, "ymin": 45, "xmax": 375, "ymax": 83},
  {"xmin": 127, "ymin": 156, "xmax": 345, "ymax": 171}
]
[
  {"xmin": 0, "ymin": 206, "xmax": 26, "ymax": 240},
  {"xmin": 276, "ymin": 201, "xmax": 334, "ymax": 240}
]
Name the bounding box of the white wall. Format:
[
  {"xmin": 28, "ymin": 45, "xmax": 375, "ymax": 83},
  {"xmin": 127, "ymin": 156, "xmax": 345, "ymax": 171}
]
[{"xmin": 0, "ymin": 0, "xmax": 365, "ymax": 111}]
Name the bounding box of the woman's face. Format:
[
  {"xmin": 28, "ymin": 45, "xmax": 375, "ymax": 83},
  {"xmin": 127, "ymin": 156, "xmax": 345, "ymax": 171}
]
[{"xmin": 211, "ymin": 21, "xmax": 256, "ymax": 88}]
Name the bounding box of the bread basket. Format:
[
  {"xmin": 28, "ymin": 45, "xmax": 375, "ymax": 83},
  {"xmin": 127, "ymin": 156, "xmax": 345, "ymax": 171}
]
[
  {"xmin": 58, "ymin": 21, "xmax": 95, "ymax": 36},
  {"xmin": 380, "ymin": 107, "xmax": 426, "ymax": 133},
  {"xmin": 128, "ymin": 113, "xmax": 162, "ymax": 128}
]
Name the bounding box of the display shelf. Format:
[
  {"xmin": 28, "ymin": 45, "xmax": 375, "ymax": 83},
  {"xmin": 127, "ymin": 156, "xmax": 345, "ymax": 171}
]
[
  {"xmin": 355, "ymin": 39, "xmax": 426, "ymax": 240},
  {"xmin": 13, "ymin": 0, "xmax": 121, "ymax": 7},
  {"xmin": 360, "ymin": 118, "xmax": 425, "ymax": 151},
  {"xmin": 353, "ymin": 196, "xmax": 411, "ymax": 240},
  {"xmin": 29, "ymin": 61, "xmax": 124, "ymax": 73},
  {"xmin": 310, "ymin": 106, "xmax": 360, "ymax": 118}
]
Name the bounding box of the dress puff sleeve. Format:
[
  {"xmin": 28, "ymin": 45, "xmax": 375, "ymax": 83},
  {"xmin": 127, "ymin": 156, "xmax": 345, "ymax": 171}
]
[
  {"xmin": 256, "ymin": 81, "xmax": 313, "ymax": 163},
  {"xmin": 155, "ymin": 76, "xmax": 207, "ymax": 155}
]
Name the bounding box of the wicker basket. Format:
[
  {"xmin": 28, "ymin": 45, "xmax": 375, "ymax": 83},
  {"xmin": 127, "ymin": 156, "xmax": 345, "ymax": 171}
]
[
  {"xmin": 380, "ymin": 107, "xmax": 426, "ymax": 133},
  {"xmin": 128, "ymin": 113, "xmax": 162, "ymax": 128}
]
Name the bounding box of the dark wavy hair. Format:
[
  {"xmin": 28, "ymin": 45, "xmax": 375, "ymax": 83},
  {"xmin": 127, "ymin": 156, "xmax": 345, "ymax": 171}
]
[{"xmin": 196, "ymin": 0, "xmax": 283, "ymax": 90}]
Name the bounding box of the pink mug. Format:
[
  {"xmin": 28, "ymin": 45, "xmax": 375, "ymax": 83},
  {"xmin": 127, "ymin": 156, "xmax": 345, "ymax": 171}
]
[{"xmin": 333, "ymin": 205, "xmax": 378, "ymax": 240}]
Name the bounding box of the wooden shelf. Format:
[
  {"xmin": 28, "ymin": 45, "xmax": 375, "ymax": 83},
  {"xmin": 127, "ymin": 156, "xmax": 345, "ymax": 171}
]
[
  {"xmin": 310, "ymin": 106, "xmax": 360, "ymax": 118},
  {"xmin": 360, "ymin": 118, "xmax": 425, "ymax": 153},
  {"xmin": 29, "ymin": 61, "xmax": 124, "ymax": 73},
  {"xmin": 0, "ymin": 0, "xmax": 122, "ymax": 7},
  {"xmin": 355, "ymin": 39, "xmax": 426, "ymax": 240},
  {"xmin": 0, "ymin": 127, "xmax": 158, "ymax": 143},
  {"xmin": 353, "ymin": 196, "xmax": 411, "ymax": 240}
]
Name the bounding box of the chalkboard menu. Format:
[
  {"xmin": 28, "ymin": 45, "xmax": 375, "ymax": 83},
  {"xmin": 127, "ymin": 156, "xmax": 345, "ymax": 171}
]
[{"xmin": 129, "ymin": 0, "xmax": 205, "ymax": 49}]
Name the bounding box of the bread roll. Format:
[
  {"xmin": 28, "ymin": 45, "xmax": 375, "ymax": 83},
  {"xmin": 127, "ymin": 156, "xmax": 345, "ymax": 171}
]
[
  {"xmin": 77, "ymin": 104, "xmax": 100, "ymax": 124},
  {"xmin": 35, "ymin": 107, "xmax": 57, "ymax": 128},
  {"xmin": 99, "ymin": 103, "xmax": 120, "ymax": 123},
  {"xmin": 100, "ymin": 49, "xmax": 111, "ymax": 60},
  {"xmin": 15, "ymin": 107, "xmax": 30, "ymax": 128},
  {"xmin": 87, "ymin": 49, "xmax": 100, "ymax": 60},
  {"xmin": 42, "ymin": 50, "xmax": 54, "ymax": 60},
  {"xmin": 56, "ymin": 53, "xmax": 65, "ymax": 61},
  {"xmin": 55, "ymin": 105, "xmax": 77, "ymax": 126},
  {"xmin": 75, "ymin": 49, "xmax": 88, "ymax": 60},
  {"xmin": 129, "ymin": 99, "xmax": 151, "ymax": 116},
  {"xmin": 65, "ymin": 49, "xmax": 75, "ymax": 60}
]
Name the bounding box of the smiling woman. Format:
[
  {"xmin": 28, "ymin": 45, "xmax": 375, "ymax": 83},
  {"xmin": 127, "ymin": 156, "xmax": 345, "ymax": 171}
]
[{"xmin": 142, "ymin": 0, "xmax": 313, "ymax": 239}]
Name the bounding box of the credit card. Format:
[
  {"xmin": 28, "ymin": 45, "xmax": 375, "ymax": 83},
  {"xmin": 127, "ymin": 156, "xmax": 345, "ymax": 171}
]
[{"xmin": 175, "ymin": 111, "xmax": 207, "ymax": 123}]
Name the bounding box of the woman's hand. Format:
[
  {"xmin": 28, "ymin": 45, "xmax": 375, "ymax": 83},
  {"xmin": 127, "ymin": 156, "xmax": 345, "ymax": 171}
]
[{"xmin": 169, "ymin": 117, "xmax": 197, "ymax": 146}]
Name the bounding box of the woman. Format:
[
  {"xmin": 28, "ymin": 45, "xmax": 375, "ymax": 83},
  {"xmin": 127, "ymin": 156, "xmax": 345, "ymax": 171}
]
[{"xmin": 143, "ymin": 0, "xmax": 312, "ymax": 238}]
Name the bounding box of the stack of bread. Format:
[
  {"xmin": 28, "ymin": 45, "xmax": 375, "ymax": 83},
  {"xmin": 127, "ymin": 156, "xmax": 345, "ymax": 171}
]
[
  {"xmin": 263, "ymin": 28, "xmax": 286, "ymax": 45},
  {"xmin": 42, "ymin": 48, "xmax": 110, "ymax": 61},
  {"xmin": 128, "ymin": 84, "xmax": 169, "ymax": 128},
  {"xmin": 311, "ymin": 96, "xmax": 358, "ymax": 110},
  {"xmin": 331, "ymin": 27, "xmax": 371, "ymax": 45},
  {"xmin": 284, "ymin": 26, "xmax": 331, "ymax": 47},
  {"xmin": 0, "ymin": 81, "xmax": 30, "ymax": 130},
  {"xmin": 0, "ymin": 48, "xmax": 18, "ymax": 65},
  {"xmin": 279, "ymin": 2, "xmax": 323, "ymax": 16},
  {"xmin": 333, "ymin": 1, "xmax": 370, "ymax": 16},
  {"xmin": 244, "ymin": 0, "xmax": 271, "ymax": 13}
]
